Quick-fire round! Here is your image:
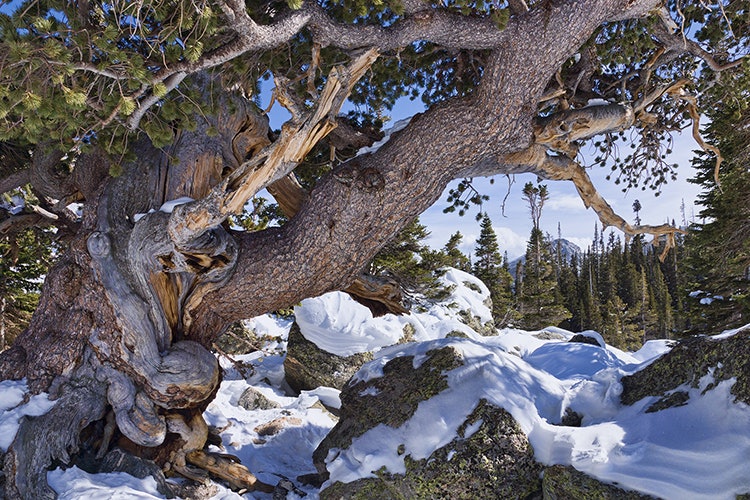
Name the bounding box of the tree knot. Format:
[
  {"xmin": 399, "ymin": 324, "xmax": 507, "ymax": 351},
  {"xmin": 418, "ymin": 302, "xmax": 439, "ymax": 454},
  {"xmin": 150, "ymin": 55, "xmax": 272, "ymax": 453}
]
[{"xmin": 87, "ymin": 231, "xmax": 112, "ymax": 258}]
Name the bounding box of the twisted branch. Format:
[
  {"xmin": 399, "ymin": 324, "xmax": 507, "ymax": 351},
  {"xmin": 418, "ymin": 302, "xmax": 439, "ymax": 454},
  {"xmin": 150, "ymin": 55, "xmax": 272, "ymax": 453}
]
[{"xmin": 167, "ymin": 48, "xmax": 379, "ymax": 247}]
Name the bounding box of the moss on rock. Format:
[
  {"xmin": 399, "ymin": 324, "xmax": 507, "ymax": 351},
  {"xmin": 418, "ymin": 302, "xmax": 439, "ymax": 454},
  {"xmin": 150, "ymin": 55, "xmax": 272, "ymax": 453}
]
[
  {"xmin": 321, "ymin": 400, "xmax": 542, "ymax": 499},
  {"xmin": 542, "ymin": 465, "xmax": 656, "ymax": 499},
  {"xmin": 620, "ymin": 326, "xmax": 750, "ymax": 407}
]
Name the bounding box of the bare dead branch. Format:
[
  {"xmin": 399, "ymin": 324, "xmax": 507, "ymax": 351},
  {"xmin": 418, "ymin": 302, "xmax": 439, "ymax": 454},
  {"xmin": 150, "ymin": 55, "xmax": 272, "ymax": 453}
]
[
  {"xmin": 267, "ymin": 173, "xmax": 308, "ymax": 218},
  {"xmin": 505, "ymin": 144, "xmax": 685, "ymax": 260},
  {"xmin": 653, "ymin": 6, "xmax": 745, "ymax": 72},
  {"xmin": 534, "ymin": 103, "xmax": 635, "ymax": 155},
  {"xmin": 671, "ymin": 90, "xmax": 723, "ymax": 188},
  {"xmin": 633, "ymin": 79, "xmax": 690, "ymax": 115},
  {"xmin": 0, "ymin": 212, "xmax": 46, "ymax": 235},
  {"xmin": 167, "ymin": 48, "xmax": 380, "ymax": 248},
  {"xmin": 126, "ymin": 72, "xmax": 187, "ymax": 131}
]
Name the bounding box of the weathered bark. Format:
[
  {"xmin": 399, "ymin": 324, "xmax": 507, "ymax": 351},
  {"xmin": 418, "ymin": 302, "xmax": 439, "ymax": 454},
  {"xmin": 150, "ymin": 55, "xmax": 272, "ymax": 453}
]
[
  {"xmin": 3, "ymin": 0, "xmax": 700, "ymax": 497},
  {"xmin": 1, "ymin": 87, "xmax": 274, "ymax": 497}
]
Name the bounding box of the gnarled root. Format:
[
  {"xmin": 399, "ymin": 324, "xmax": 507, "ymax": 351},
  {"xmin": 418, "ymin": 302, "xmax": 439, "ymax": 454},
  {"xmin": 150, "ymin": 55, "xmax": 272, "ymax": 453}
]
[
  {"xmin": 166, "ymin": 412, "xmax": 274, "ymax": 493},
  {"xmin": 186, "ymin": 451, "xmax": 274, "ymax": 493},
  {"xmin": 3, "ymin": 379, "xmax": 107, "ymax": 499}
]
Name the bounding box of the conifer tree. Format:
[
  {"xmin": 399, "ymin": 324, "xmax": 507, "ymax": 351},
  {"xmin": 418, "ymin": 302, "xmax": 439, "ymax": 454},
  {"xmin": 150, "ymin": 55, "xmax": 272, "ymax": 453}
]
[
  {"xmin": 517, "ymin": 183, "xmax": 570, "ymax": 329},
  {"xmin": 369, "ymin": 217, "xmax": 449, "ymax": 301},
  {"xmin": 683, "ymin": 71, "xmax": 750, "ymax": 333},
  {"xmin": 0, "ymin": 227, "xmax": 56, "ymax": 350},
  {"xmin": 443, "ymin": 231, "xmax": 472, "ymax": 272},
  {"xmin": 472, "ymin": 213, "xmax": 515, "ymax": 326}
]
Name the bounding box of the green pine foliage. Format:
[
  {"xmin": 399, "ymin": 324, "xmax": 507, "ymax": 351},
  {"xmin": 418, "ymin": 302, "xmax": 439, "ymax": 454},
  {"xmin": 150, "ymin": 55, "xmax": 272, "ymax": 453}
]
[
  {"xmin": 0, "ymin": 224, "xmax": 57, "ymax": 350},
  {"xmin": 442, "ymin": 231, "xmax": 471, "ymax": 273},
  {"xmin": 472, "ymin": 213, "xmax": 516, "ymax": 327},
  {"xmin": 516, "ymin": 227, "xmax": 571, "ymax": 330},
  {"xmin": 368, "ymin": 217, "xmax": 450, "ymax": 301},
  {"xmin": 682, "ymin": 67, "xmax": 750, "ymax": 334}
]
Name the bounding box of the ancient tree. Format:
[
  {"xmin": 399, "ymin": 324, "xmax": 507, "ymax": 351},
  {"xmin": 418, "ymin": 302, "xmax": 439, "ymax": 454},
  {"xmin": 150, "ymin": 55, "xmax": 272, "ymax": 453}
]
[{"xmin": 0, "ymin": 0, "xmax": 745, "ymax": 496}]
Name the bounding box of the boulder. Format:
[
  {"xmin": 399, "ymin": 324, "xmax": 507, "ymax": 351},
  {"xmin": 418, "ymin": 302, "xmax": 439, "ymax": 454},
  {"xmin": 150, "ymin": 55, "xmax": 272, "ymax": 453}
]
[
  {"xmin": 237, "ymin": 386, "xmax": 281, "ymax": 411},
  {"xmin": 542, "ymin": 465, "xmax": 656, "ymax": 499},
  {"xmin": 621, "ymin": 326, "xmax": 750, "ymax": 409},
  {"xmin": 457, "ymin": 309, "xmax": 496, "ymax": 336},
  {"xmin": 314, "ymin": 346, "xmax": 543, "ymax": 499},
  {"xmin": 284, "ymin": 322, "xmax": 373, "ymax": 393}
]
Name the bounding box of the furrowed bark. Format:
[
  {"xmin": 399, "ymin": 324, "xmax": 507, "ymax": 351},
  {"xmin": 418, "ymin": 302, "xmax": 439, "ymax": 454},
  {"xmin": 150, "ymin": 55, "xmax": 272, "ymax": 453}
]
[
  {"xmin": 6, "ymin": 0, "xmax": 702, "ymax": 497},
  {"xmin": 188, "ymin": 0, "xmax": 663, "ymax": 334}
]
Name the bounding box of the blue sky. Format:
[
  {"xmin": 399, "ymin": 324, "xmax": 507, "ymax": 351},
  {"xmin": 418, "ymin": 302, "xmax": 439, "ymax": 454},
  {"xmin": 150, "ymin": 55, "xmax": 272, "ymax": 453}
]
[{"xmin": 267, "ymin": 91, "xmax": 703, "ymax": 261}]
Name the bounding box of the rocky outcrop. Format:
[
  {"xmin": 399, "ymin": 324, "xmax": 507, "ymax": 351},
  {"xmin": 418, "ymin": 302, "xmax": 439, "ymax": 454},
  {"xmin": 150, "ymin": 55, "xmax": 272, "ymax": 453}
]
[
  {"xmin": 621, "ymin": 326, "xmax": 750, "ymax": 408},
  {"xmin": 284, "ymin": 322, "xmax": 373, "ymax": 393},
  {"xmin": 314, "ymin": 346, "xmax": 542, "ymax": 499},
  {"xmin": 542, "ymin": 465, "xmax": 656, "ymax": 499},
  {"xmin": 457, "ymin": 309, "xmax": 496, "ymax": 336},
  {"xmin": 321, "ymin": 399, "xmax": 542, "ymax": 499}
]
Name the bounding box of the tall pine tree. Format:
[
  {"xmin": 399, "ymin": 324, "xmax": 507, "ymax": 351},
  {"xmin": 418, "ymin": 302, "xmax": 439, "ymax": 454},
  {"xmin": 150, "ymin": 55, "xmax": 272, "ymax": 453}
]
[
  {"xmin": 517, "ymin": 183, "xmax": 571, "ymax": 329},
  {"xmin": 683, "ymin": 71, "xmax": 750, "ymax": 333},
  {"xmin": 472, "ymin": 213, "xmax": 515, "ymax": 326}
]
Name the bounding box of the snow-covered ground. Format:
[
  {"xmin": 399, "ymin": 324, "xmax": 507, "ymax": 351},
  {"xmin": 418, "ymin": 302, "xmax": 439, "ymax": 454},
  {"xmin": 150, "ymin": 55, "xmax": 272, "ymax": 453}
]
[{"xmin": 1, "ymin": 268, "xmax": 749, "ymax": 499}]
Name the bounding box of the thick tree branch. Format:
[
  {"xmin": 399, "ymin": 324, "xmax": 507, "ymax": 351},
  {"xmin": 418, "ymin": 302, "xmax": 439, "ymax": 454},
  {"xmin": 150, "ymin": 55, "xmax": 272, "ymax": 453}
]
[
  {"xmin": 307, "ymin": 3, "xmax": 510, "ymax": 51},
  {"xmin": 185, "ymin": 0, "xmax": 668, "ymax": 337},
  {"xmin": 167, "ymin": 48, "xmax": 379, "ymax": 248},
  {"xmin": 0, "ymin": 167, "xmax": 30, "ymax": 195},
  {"xmin": 267, "ymin": 172, "xmax": 409, "ymax": 316}
]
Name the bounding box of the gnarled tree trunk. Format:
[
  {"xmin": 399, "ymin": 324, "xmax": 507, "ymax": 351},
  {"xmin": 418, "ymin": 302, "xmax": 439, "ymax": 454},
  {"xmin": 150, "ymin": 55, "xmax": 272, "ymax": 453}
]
[
  {"xmin": 1, "ymin": 95, "xmax": 274, "ymax": 498},
  {"xmin": 0, "ymin": 0, "xmax": 705, "ymax": 496}
]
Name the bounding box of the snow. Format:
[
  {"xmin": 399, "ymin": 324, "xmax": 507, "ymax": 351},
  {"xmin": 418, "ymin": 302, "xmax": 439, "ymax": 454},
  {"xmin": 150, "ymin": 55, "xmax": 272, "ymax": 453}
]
[
  {"xmin": 1, "ymin": 195, "xmax": 25, "ymax": 214},
  {"xmin": 295, "ymin": 292, "xmax": 414, "ymax": 356},
  {"xmin": 158, "ymin": 197, "xmax": 194, "ymax": 213},
  {"xmin": 356, "ymin": 117, "xmax": 412, "ymax": 156},
  {"xmin": 0, "ymin": 379, "xmax": 56, "ymax": 451},
  {"xmin": 2, "ymin": 271, "xmax": 750, "ymax": 499},
  {"xmin": 295, "ymin": 267, "xmax": 491, "ymax": 357},
  {"xmin": 133, "ymin": 197, "xmax": 195, "ymax": 222},
  {"xmin": 48, "ymin": 467, "xmax": 165, "ymax": 499}
]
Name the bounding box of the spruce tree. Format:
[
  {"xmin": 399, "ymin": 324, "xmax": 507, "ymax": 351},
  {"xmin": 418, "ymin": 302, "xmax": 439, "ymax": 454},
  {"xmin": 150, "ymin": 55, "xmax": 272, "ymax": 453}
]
[
  {"xmin": 443, "ymin": 231, "xmax": 472, "ymax": 273},
  {"xmin": 517, "ymin": 183, "xmax": 571, "ymax": 329},
  {"xmin": 683, "ymin": 73, "xmax": 750, "ymax": 333},
  {"xmin": 369, "ymin": 217, "xmax": 449, "ymax": 301},
  {"xmin": 472, "ymin": 213, "xmax": 515, "ymax": 326}
]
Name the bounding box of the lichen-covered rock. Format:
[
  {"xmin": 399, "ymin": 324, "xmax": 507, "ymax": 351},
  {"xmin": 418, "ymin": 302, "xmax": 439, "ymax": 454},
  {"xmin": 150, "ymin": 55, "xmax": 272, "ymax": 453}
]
[
  {"xmin": 534, "ymin": 330, "xmax": 567, "ymax": 341},
  {"xmin": 457, "ymin": 309, "xmax": 496, "ymax": 336},
  {"xmin": 313, "ymin": 346, "xmax": 462, "ymax": 471},
  {"xmin": 314, "ymin": 347, "xmax": 543, "ymax": 499},
  {"xmin": 542, "ymin": 465, "xmax": 655, "ymax": 499},
  {"xmin": 284, "ymin": 322, "xmax": 372, "ymax": 393},
  {"xmin": 237, "ymin": 386, "xmax": 280, "ymax": 411},
  {"xmin": 321, "ymin": 399, "xmax": 542, "ymax": 499},
  {"xmin": 621, "ymin": 326, "xmax": 750, "ymax": 407}
]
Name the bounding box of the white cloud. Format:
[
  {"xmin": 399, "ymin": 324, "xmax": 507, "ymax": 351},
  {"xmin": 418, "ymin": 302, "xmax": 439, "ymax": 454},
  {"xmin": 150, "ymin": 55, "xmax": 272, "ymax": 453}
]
[
  {"xmin": 546, "ymin": 194, "xmax": 587, "ymax": 211},
  {"xmin": 493, "ymin": 226, "xmax": 528, "ymax": 261}
]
